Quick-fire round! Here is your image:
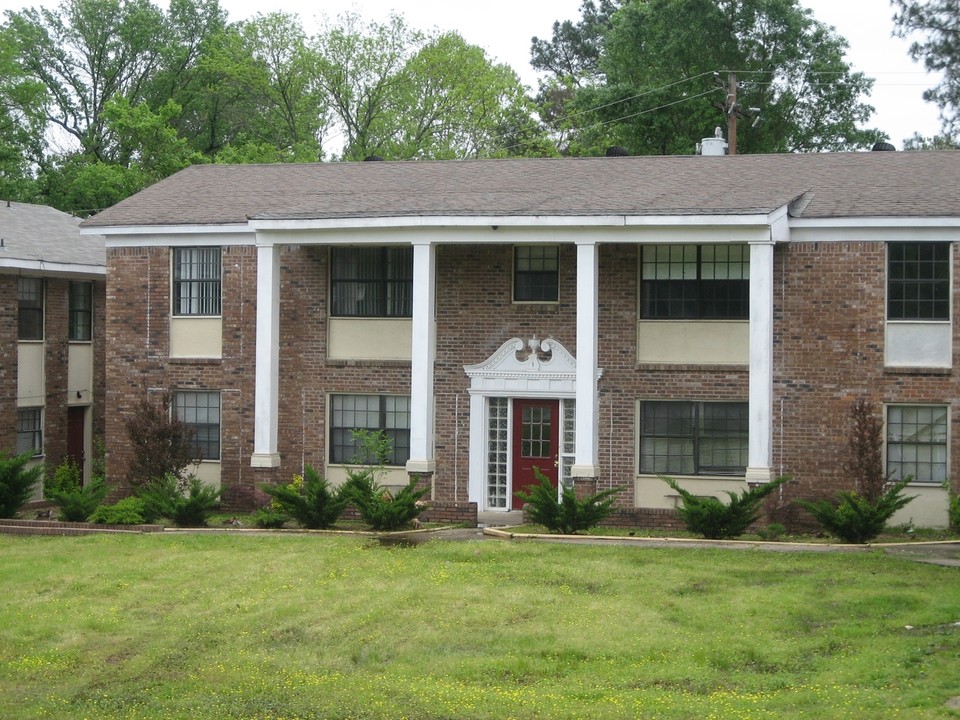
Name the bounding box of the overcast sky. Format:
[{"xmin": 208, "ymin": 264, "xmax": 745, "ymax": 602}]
[{"xmin": 1, "ymin": 0, "xmax": 945, "ymax": 149}]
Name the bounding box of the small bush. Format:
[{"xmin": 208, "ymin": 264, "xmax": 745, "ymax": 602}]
[
  {"xmin": 137, "ymin": 474, "xmax": 222, "ymax": 527},
  {"xmin": 125, "ymin": 391, "xmax": 200, "ymax": 488},
  {"xmin": 0, "ymin": 451, "xmax": 44, "ymax": 518},
  {"xmin": 260, "ymin": 465, "xmax": 348, "ymax": 529},
  {"xmin": 45, "ymin": 459, "xmax": 108, "ymax": 522},
  {"xmin": 253, "ymin": 507, "xmax": 289, "ymax": 529},
  {"xmin": 662, "ymin": 475, "xmax": 790, "ymax": 540},
  {"xmin": 946, "ymin": 482, "xmax": 960, "ymax": 534},
  {"xmin": 798, "ymin": 478, "xmax": 916, "ymax": 544},
  {"xmin": 346, "ymin": 472, "xmax": 430, "ymax": 532},
  {"xmin": 89, "ymin": 497, "xmax": 146, "ymax": 525},
  {"xmin": 515, "ymin": 468, "xmax": 622, "ymax": 535}
]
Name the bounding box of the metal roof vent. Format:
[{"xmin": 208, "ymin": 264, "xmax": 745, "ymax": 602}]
[
  {"xmin": 363, "ymin": 155, "xmax": 385, "ymax": 161},
  {"xmin": 605, "ymin": 146, "xmax": 630, "ymax": 157},
  {"xmin": 871, "ymin": 141, "xmax": 896, "ymax": 151}
]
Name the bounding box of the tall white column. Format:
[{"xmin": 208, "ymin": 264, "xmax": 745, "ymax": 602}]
[
  {"xmin": 746, "ymin": 239, "xmax": 775, "ymax": 483},
  {"xmin": 406, "ymin": 240, "xmax": 436, "ymax": 474},
  {"xmin": 572, "ymin": 240, "xmax": 600, "ymax": 478},
  {"xmin": 251, "ymin": 242, "xmax": 281, "ymax": 467}
]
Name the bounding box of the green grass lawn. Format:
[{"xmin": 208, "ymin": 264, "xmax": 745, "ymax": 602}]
[{"xmin": 1, "ymin": 533, "xmax": 958, "ymax": 719}]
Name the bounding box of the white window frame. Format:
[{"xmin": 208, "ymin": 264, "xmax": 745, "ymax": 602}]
[
  {"xmin": 16, "ymin": 407, "xmax": 43, "ymax": 457},
  {"xmin": 885, "ymin": 404, "xmax": 948, "ymax": 484},
  {"xmin": 174, "ymin": 390, "xmax": 221, "ymax": 461},
  {"xmin": 329, "ymin": 394, "xmax": 411, "ymax": 466}
]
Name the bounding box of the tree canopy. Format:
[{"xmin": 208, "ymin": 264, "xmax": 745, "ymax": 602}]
[
  {"xmin": 893, "ymin": 0, "xmax": 960, "ymax": 137},
  {"xmin": 531, "ymin": 0, "xmax": 883, "ymax": 155}
]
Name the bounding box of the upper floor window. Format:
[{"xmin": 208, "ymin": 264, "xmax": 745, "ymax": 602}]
[
  {"xmin": 888, "ymin": 242, "xmax": 950, "ymax": 320},
  {"xmin": 16, "ymin": 407, "xmax": 43, "ymax": 456},
  {"xmin": 174, "ymin": 390, "xmax": 221, "ymax": 460},
  {"xmin": 69, "ymin": 281, "xmax": 93, "ymax": 341},
  {"xmin": 641, "ymin": 245, "xmax": 749, "ymax": 319},
  {"xmin": 330, "ymin": 247, "xmax": 412, "ymax": 317},
  {"xmin": 886, "ymin": 404, "xmax": 947, "ymax": 484},
  {"xmin": 514, "ymin": 246, "xmax": 559, "ymax": 302},
  {"xmin": 17, "ymin": 277, "xmax": 43, "ymax": 340},
  {"xmin": 330, "ymin": 394, "xmax": 410, "ymax": 465},
  {"xmin": 173, "ymin": 247, "xmax": 221, "ymax": 316},
  {"xmin": 639, "ymin": 400, "xmax": 747, "ymax": 476}
]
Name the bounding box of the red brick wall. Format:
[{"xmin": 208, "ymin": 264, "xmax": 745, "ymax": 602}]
[
  {"xmin": 105, "ymin": 238, "xmax": 960, "ymax": 520},
  {"xmin": 773, "ymin": 241, "xmax": 960, "ymax": 505},
  {"xmin": 42, "ymin": 278, "xmax": 69, "ymax": 468},
  {"xmin": 0, "ymin": 276, "xmax": 17, "ymax": 453}
]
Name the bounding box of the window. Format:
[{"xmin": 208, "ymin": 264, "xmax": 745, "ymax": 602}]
[
  {"xmin": 17, "ymin": 277, "xmax": 43, "ymax": 340},
  {"xmin": 173, "ymin": 247, "xmax": 221, "ymax": 316},
  {"xmin": 16, "ymin": 408, "xmax": 43, "ymax": 456},
  {"xmin": 641, "ymin": 245, "xmax": 749, "ymax": 319},
  {"xmin": 514, "ymin": 246, "xmax": 559, "ymax": 302},
  {"xmin": 888, "ymin": 242, "xmax": 950, "ymax": 320},
  {"xmin": 330, "ymin": 394, "xmax": 410, "ymax": 465},
  {"xmin": 886, "ymin": 405, "xmax": 947, "ymax": 484},
  {"xmin": 640, "ymin": 401, "xmax": 747, "ymax": 475},
  {"xmin": 69, "ymin": 281, "xmax": 93, "ymax": 341},
  {"xmin": 174, "ymin": 391, "xmax": 221, "ymax": 460},
  {"xmin": 330, "ymin": 247, "xmax": 412, "ymax": 317}
]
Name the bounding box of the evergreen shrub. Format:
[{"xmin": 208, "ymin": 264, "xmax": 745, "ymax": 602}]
[
  {"xmin": 515, "ymin": 468, "xmax": 622, "ymax": 535},
  {"xmin": 0, "ymin": 451, "xmax": 44, "ymax": 518},
  {"xmin": 662, "ymin": 475, "xmax": 790, "ymax": 539}
]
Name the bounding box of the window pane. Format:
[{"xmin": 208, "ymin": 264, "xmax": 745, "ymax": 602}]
[
  {"xmin": 173, "ymin": 248, "xmax": 221, "ymax": 316},
  {"xmin": 18, "ymin": 277, "xmax": 43, "ymax": 340},
  {"xmin": 640, "ymin": 401, "xmax": 748, "ymax": 476},
  {"xmin": 69, "ymin": 281, "xmax": 93, "ymax": 341},
  {"xmin": 641, "ymin": 245, "xmax": 748, "ymax": 319},
  {"xmin": 514, "ymin": 246, "xmax": 559, "ymax": 302},
  {"xmin": 330, "ymin": 394, "xmax": 411, "ymax": 465},
  {"xmin": 16, "ymin": 408, "xmax": 43, "ymax": 456},
  {"xmin": 175, "ymin": 391, "xmax": 221, "ymax": 460},
  {"xmin": 887, "ymin": 404, "xmax": 947, "ymax": 483},
  {"xmin": 887, "ymin": 242, "xmax": 950, "ymax": 320},
  {"xmin": 331, "ymin": 247, "xmax": 413, "ymax": 317}
]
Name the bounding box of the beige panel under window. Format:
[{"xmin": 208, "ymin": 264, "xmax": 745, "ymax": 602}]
[
  {"xmin": 637, "ymin": 320, "xmax": 748, "ymax": 365},
  {"xmin": 170, "ymin": 317, "xmax": 223, "ymax": 358},
  {"xmin": 327, "ymin": 318, "xmax": 412, "ymax": 360}
]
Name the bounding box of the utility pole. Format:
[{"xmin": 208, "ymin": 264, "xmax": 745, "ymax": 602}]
[{"xmin": 726, "ymin": 72, "xmax": 738, "ymax": 156}]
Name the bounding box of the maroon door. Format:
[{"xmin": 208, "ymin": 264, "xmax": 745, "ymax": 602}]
[
  {"xmin": 67, "ymin": 406, "xmax": 86, "ymax": 484},
  {"xmin": 512, "ymin": 399, "xmax": 559, "ymax": 510}
]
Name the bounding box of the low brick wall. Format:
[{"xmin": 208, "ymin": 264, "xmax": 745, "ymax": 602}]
[
  {"xmin": 0, "ymin": 519, "xmax": 164, "ymax": 536},
  {"xmin": 419, "ymin": 502, "xmax": 477, "ymax": 526}
]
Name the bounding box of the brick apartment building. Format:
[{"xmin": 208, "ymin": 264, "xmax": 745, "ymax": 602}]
[
  {"xmin": 82, "ymin": 152, "xmax": 960, "ymax": 527},
  {"xmin": 1, "ymin": 201, "xmax": 106, "ymax": 491}
]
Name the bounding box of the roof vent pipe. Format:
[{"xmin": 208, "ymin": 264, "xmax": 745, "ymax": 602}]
[
  {"xmin": 871, "ymin": 141, "xmax": 896, "ymax": 151},
  {"xmin": 605, "ymin": 146, "xmax": 630, "ymax": 157}
]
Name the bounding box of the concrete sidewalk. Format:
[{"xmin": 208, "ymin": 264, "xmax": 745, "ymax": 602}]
[{"xmin": 477, "ymin": 510, "xmax": 523, "ymax": 528}]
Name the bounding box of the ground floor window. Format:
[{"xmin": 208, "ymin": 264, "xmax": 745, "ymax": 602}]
[
  {"xmin": 886, "ymin": 404, "xmax": 948, "ymax": 483},
  {"xmin": 174, "ymin": 391, "xmax": 221, "ymax": 460},
  {"xmin": 330, "ymin": 394, "xmax": 410, "ymax": 465},
  {"xmin": 16, "ymin": 407, "xmax": 43, "ymax": 456},
  {"xmin": 639, "ymin": 400, "xmax": 747, "ymax": 475}
]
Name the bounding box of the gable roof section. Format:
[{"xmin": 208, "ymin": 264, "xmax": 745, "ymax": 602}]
[
  {"xmin": 1, "ymin": 201, "xmax": 105, "ymax": 275},
  {"xmin": 81, "ymin": 151, "xmax": 960, "ymax": 229}
]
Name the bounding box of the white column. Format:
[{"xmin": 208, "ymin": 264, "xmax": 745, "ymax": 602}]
[
  {"xmin": 746, "ymin": 239, "xmax": 775, "ymax": 483},
  {"xmin": 251, "ymin": 242, "xmax": 281, "ymax": 467},
  {"xmin": 406, "ymin": 240, "xmax": 436, "ymax": 474},
  {"xmin": 467, "ymin": 391, "xmax": 485, "ymax": 506},
  {"xmin": 572, "ymin": 240, "xmax": 600, "ymax": 478}
]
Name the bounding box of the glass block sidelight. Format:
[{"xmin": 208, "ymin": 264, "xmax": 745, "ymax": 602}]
[
  {"xmin": 487, "ymin": 397, "xmax": 509, "ymax": 509},
  {"xmin": 561, "ymin": 399, "xmax": 576, "ymax": 488}
]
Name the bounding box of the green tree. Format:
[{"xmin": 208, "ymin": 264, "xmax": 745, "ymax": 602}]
[
  {"xmin": 534, "ymin": 0, "xmax": 882, "ymax": 155},
  {"xmin": 893, "ymin": 0, "xmax": 960, "ymax": 136},
  {"xmin": 0, "ymin": 25, "xmax": 45, "ymax": 201}
]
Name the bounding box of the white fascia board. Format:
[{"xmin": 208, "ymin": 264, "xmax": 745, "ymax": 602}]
[
  {"xmin": 0, "ymin": 258, "xmax": 105, "ymax": 277},
  {"xmin": 249, "ymin": 212, "xmax": 783, "ymax": 233},
  {"xmin": 99, "ymin": 225, "xmax": 256, "ymax": 248},
  {"xmin": 790, "ymin": 217, "xmax": 960, "ymax": 230}
]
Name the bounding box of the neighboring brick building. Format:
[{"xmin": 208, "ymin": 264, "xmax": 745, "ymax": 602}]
[
  {"xmin": 1, "ymin": 201, "xmax": 106, "ymax": 492},
  {"xmin": 82, "ymin": 152, "xmax": 960, "ymax": 527}
]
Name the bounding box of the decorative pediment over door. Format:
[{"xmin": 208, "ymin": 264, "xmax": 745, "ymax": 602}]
[{"xmin": 464, "ymin": 336, "xmax": 597, "ymax": 397}]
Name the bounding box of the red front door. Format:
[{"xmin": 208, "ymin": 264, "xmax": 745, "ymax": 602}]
[
  {"xmin": 67, "ymin": 406, "xmax": 86, "ymax": 484},
  {"xmin": 512, "ymin": 399, "xmax": 559, "ymax": 510}
]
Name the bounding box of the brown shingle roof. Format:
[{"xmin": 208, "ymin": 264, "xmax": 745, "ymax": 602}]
[{"xmin": 81, "ymin": 151, "xmax": 960, "ymax": 228}]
